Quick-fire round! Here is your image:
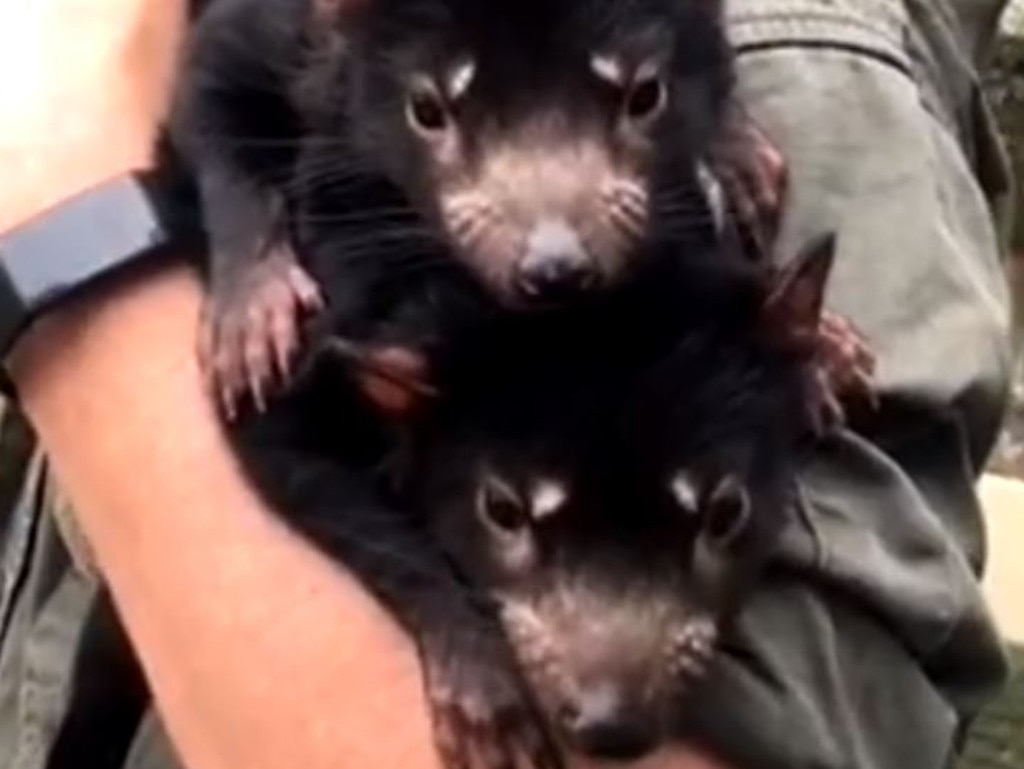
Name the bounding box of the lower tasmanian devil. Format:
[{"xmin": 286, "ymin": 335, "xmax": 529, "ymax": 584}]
[
  {"xmin": 387, "ymin": 234, "xmax": 841, "ymax": 763},
  {"xmin": 229, "ymin": 231, "xmax": 842, "ymax": 769}
]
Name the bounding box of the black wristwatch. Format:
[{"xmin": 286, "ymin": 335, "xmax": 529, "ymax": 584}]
[{"xmin": 0, "ymin": 157, "xmax": 201, "ymax": 397}]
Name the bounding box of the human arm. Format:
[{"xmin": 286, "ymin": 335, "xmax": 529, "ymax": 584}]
[
  {"xmin": 10, "ymin": 263, "xmax": 445, "ymax": 769},
  {"xmin": 0, "ymin": 3, "xmax": 451, "ymax": 768},
  {"xmin": 1, "ymin": 6, "xmax": 440, "ymax": 767}
]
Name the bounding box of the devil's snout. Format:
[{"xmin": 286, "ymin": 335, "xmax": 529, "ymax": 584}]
[
  {"xmin": 515, "ymin": 219, "xmax": 599, "ymax": 303},
  {"xmin": 560, "ymin": 683, "xmax": 657, "ymax": 762}
]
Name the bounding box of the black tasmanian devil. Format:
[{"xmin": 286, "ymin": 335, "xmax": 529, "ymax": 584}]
[
  {"xmin": 386, "ymin": 234, "xmax": 839, "ymax": 764},
  {"xmin": 173, "ymin": 0, "xmax": 866, "ymax": 418},
  {"xmin": 227, "ymin": 229, "xmax": 844, "ymax": 768}
]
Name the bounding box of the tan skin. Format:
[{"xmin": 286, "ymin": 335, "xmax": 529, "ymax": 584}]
[{"xmin": 0, "ymin": 2, "xmax": 731, "ymax": 768}]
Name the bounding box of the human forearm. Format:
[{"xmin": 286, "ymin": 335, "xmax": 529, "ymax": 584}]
[
  {"xmin": 10, "ymin": 262, "xmax": 442, "ymax": 769},
  {"xmin": 0, "ymin": 4, "xmax": 443, "ymax": 759}
]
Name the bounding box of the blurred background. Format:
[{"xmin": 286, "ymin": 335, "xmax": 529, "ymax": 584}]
[{"xmin": 960, "ymin": 5, "xmax": 1024, "ymax": 766}]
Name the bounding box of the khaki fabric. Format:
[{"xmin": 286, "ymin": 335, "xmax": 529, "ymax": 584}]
[{"xmin": 0, "ymin": 1, "xmax": 1016, "ymax": 767}]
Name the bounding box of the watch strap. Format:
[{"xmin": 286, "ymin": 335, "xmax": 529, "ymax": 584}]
[{"xmin": 0, "ymin": 167, "xmax": 200, "ymax": 396}]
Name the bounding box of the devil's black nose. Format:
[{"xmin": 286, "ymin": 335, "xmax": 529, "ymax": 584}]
[
  {"xmin": 516, "ymin": 258, "xmax": 596, "ymax": 301},
  {"xmin": 572, "ymin": 716, "xmax": 655, "ymax": 761},
  {"xmin": 515, "ymin": 220, "xmax": 597, "ymax": 303},
  {"xmin": 562, "ymin": 688, "xmax": 656, "ymax": 762}
]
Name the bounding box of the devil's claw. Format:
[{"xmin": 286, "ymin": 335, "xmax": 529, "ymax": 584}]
[
  {"xmin": 805, "ymin": 311, "xmax": 879, "ymax": 432},
  {"xmin": 199, "ymin": 243, "xmax": 324, "ymax": 420},
  {"xmin": 711, "ymin": 106, "xmax": 788, "ymax": 261},
  {"xmin": 818, "ymin": 311, "xmax": 878, "ymax": 405}
]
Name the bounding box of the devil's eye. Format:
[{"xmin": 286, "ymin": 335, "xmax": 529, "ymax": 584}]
[
  {"xmin": 407, "ymin": 88, "xmax": 450, "ymax": 135},
  {"xmin": 477, "ymin": 476, "xmax": 530, "ymax": 534},
  {"xmin": 703, "ymin": 477, "xmax": 751, "ymax": 548},
  {"xmin": 624, "ymin": 75, "xmax": 667, "ymax": 122},
  {"xmin": 669, "ymin": 472, "xmax": 701, "ymax": 518}
]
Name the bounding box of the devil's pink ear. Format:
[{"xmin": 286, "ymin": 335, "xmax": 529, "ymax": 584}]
[
  {"xmin": 318, "ymin": 337, "xmax": 439, "ymax": 424},
  {"xmin": 356, "ymin": 365, "xmax": 435, "ymax": 423},
  {"xmin": 760, "ymin": 232, "xmax": 837, "ymax": 351},
  {"xmin": 311, "ymin": 0, "xmax": 370, "ymax": 25}
]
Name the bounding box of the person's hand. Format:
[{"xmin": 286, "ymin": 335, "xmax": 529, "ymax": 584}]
[{"xmin": 0, "ymin": 0, "xmax": 187, "ymax": 231}]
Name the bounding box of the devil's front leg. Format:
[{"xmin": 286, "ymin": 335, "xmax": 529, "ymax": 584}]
[
  {"xmin": 172, "ymin": 0, "xmax": 324, "ymax": 418},
  {"xmin": 709, "ymin": 102, "xmax": 789, "ymax": 262},
  {"xmin": 197, "ymin": 169, "xmax": 325, "ymax": 419},
  {"xmin": 761, "ymin": 232, "xmax": 879, "ymax": 433},
  {"xmin": 231, "ymin": 438, "xmax": 563, "ymax": 769},
  {"xmin": 712, "ymin": 105, "xmax": 877, "ymax": 427}
]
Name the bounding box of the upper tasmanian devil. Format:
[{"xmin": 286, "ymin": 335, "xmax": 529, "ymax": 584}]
[{"xmin": 172, "ymin": 0, "xmax": 814, "ymax": 417}]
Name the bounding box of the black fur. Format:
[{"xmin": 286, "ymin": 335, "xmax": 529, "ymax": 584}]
[
  {"xmin": 171, "ymin": 0, "xmax": 735, "ymax": 412},
  {"xmin": 405, "ymin": 246, "xmax": 816, "ymax": 627},
  {"xmin": 380, "ymin": 244, "xmax": 826, "ymax": 761},
  {"xmin": 171, "ymin": 2, "xmax": 818, "ymax": 767},
  {"xmin": 225, "ymin": 234, "xmax": 826, "ymax": 765}
]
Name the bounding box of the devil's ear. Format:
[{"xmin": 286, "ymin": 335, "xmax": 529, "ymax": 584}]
[
  {"xmin": 760, "ymin": 232, "xmax": 837, "ymax": 351},
  {"xmin": 317, "ymin": 337, "xmax": 439, "ymax": 425},
  {"xmin": 356, "ymin": 347, "xmax": 438, "ymax": 424},
  {"xmin": 312, "ymin": 0, "xmax": 362, "ymax": 18},
  {"xmin": 311, "ymin": 0, "xmax": 371, "ymax": 28}
]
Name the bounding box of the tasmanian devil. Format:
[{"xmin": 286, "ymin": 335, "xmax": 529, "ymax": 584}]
[
  {"xmin": 375, "ymin": 234, "xmax": 839, "ymax": 762},
  {"xmin": 171, "ymin": 0, "xmax": 822, "ymax": 418},
  {"xmin": 227, "ymin": 226, "xmax": 840, "ymax": 769}
]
